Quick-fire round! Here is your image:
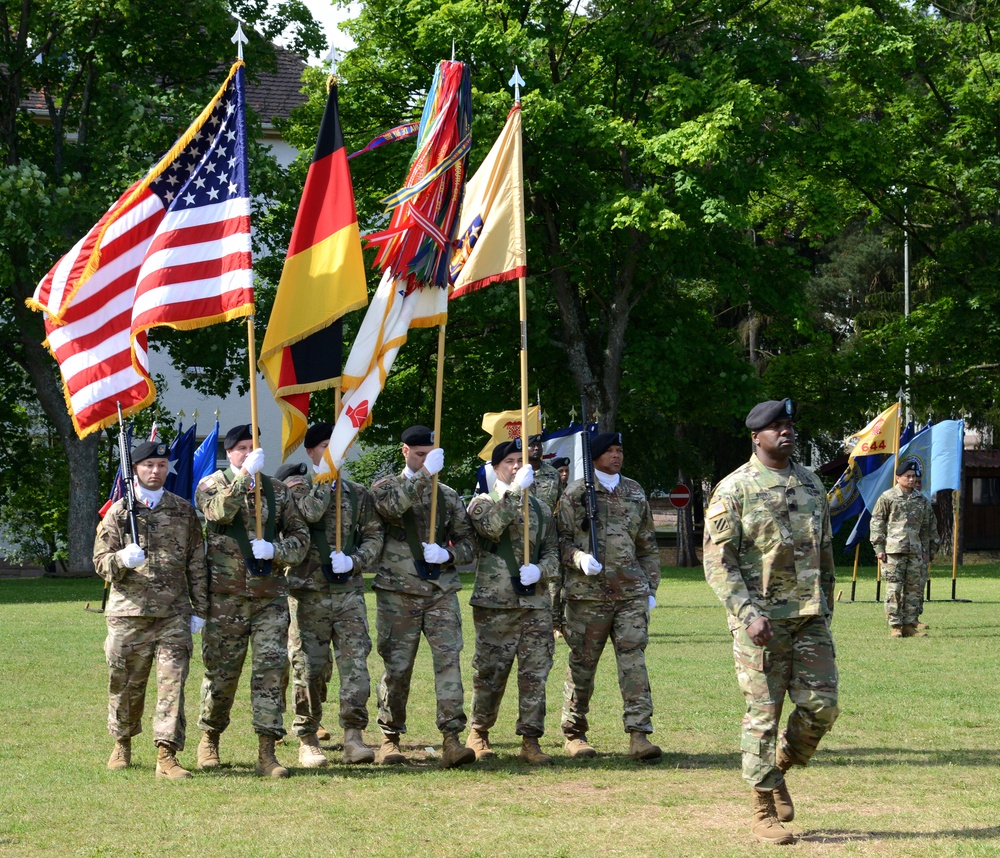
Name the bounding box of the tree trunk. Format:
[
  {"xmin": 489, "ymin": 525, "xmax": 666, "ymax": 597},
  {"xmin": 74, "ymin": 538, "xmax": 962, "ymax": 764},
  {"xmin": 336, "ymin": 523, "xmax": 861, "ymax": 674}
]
[
  {"xmin": 675, "ymin": 424, "xmax": 698, "ymax": 567},
  {"xmin": 18, "ymin": 317, "xmax": 100, "ymax": 577}
]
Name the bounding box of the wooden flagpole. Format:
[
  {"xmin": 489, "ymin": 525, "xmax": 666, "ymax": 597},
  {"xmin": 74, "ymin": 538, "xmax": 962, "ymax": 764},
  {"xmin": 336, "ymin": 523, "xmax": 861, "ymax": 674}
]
[
  {"xmin": 428, "ymin": 323, "xmax": 447, "ymax": 544},
  {"xmin": 519, "ymin": 275, "xmax": 531, "ymax": 565},
  {"xmin": 335, "ymin": 386, "xmax": 343, "ymax": 553},
  {"xmin": 246, "ymin": 317, "xmax": 263, "ymax": 539}
]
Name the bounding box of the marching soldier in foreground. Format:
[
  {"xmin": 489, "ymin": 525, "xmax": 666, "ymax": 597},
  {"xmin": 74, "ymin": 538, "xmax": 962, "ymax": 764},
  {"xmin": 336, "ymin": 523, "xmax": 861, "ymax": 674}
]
[
  {"xmin": 195, "ymin": 424, "xmax": 309, "ymax": 777},
  {"xmin": 870, "ymin": 458, "xmax": 940, "ymax": 638},
  {"xmin": 466, "ymin": 438, "xmax": 559, "ymax": 765},
  {"xmin": 370, "ymin": 425, "xmax": 477, "ymax": 768},
  {"xmin": 556, "ymin": 431, "xmax": 662, "ymax": 761},
  {"xmin": 94, "ymin": 440, "xmax": 208, "ymax": 779},
  {"xmin": 280, "ymin": 422, "xmax": 384, "ymax": 767},
  {"xmin": 703, "ymin": 399, "xmax": 839, "ymax": 845}
]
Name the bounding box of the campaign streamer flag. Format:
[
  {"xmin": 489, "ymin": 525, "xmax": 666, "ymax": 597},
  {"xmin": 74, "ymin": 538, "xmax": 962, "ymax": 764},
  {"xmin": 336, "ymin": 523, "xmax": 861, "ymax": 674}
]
[
  {"xmin": 28, "ymin": 62, "xmax": 254, "ymax": 438},
  {"xmin": 260, "ymin": 83, "xmax": 368, "ymax": 461},
  {"xmin": 477, "ymin": 406, "xmax": 540, "ymax": 460},
  {"xmin": 449, "ymin": 104, "xmax": 527, "ymax": 298},
  {"xmin": 314, "ymin": 61, "xmax": 471, "ymax": 482},
  {"xmin": 192, "ymin": 421, "xmax": 221, "ymax": 497}
]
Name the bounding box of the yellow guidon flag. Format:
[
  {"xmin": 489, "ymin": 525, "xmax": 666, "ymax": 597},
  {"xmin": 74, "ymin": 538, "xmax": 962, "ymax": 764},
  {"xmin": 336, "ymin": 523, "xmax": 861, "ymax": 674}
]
[
  {"xmin": 844, "ymin": 402, "xmax": 900, "ymax": 458},
  {"xmin": 259, "ymin": 82, "xmax": 368, "ymax": 462},
  {"xmin": 477, "ymin": 406, "xmax": 541, "ymax": 461}
]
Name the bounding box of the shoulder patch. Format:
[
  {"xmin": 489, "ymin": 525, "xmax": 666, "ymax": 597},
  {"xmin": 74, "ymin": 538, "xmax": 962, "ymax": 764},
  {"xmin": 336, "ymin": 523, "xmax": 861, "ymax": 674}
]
[
  {"xmin": 706, "ymin": 501, "xmax": 728, "ymax": 519},
  {"xmin": 286, "ymin": 476, "xmax": 307, "ymax": 489}
]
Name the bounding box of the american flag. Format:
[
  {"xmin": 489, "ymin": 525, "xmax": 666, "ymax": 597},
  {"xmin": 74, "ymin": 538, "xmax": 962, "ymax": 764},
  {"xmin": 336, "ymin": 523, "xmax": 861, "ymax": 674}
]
[{"xmin": 29, "ymin": 62, "xmax": 254, "ymax": 439}]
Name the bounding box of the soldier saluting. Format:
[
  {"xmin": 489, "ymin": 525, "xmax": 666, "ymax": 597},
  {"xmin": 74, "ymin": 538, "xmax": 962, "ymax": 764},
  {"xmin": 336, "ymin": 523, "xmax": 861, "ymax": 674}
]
[{"xmin": 703, "ymin": 399, "xmax": 839, "ymax": 845}]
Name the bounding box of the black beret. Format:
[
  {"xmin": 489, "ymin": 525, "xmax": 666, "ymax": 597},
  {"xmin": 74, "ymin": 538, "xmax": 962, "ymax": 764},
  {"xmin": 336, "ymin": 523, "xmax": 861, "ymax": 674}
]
[
  {"xmin": 896, "ymin": 458, "xmax": 922, "ymax": 477},
  {"xmin": 745, "ymin": 399, "xmax": 795, "ymax": 431},
  {"xmin": 553, "ymin": 457, "xmax": 570, "ymax": 468},
  {"xmin": 401, "ymin": 425, "xmax": 434, "ymax": 446},
  {"xmin": 132, "ymin": 440, "xmax": 169, "ymax": 463},
  {"xmin": 591, "ymin": 432, "xmax": 623, "ymax": 460},
  {"xmin": 304, "ymin": 422, "xmax": 333, "ymax": 449},
  {"xmin": 527, "ymin": 434, "xmax": 543, "ymax": 444},
  {"xmin": 491, "ymin": 437, "xmax": 522, "ymax": 467},
  {"xmin": 275, "ymin": 462, "xmax": 309, "ymax": 482},
  {"xmin": 224, "ymin": 424, "xmax": 255, "ymax": 450}
]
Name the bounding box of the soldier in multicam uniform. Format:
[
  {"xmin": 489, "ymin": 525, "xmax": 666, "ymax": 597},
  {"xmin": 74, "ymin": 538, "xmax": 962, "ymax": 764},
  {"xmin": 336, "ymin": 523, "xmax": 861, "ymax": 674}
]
[
  {"xmin": 527, "ymin": 433, "xmax": 565, "ymax": 636},
  {"xmin": 279, "ymin": 422, "xmax": 384, "ymax": 768},
  {"xmin": 194, "ymin": 424, "xmax": 309, "ymax": 778},
  {"xmin": 527, "ymin": 434, "xmax": 563, "ymax": 511},
  {"xmin": 465, "ymin": 438, "xmax": 559, "ymax": 765},
  {"xmin": 870, "ymin": 458, "xmax": 940, "ymax": 638},
  {"xmin": 370, "ymin": 425, "xmax": 477, "ymax": 769},
  {"xmin": 556, "ymin": 431, "xmax": 662, "ymax": 762},
  {"xmin": 703, "ymin": 399, "xmax": 839, "ymax": 846},
  {"xmin": 94, "ymin": 440, "xmax": 208, "ymax": 779}
]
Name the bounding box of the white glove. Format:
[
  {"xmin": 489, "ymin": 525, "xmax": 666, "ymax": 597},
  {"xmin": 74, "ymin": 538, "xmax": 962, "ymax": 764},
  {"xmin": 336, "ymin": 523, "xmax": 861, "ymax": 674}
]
[
  {"xmin": 251, "ymin": 539, "xmax": 275, "ymax": 560},
  {"xmin": 118, "ymin": 543, "xmax": 145, "ymax": 568},
  {"xmin": 330, "ymin": 551, "xmax": 354, "ymax": 575},
  {"xmin": 242, "ymin": 448, "xmax": 265, "ymax": 476},
  {"xmin": 190, "ymin": 616, "xmax": 206, "ymax": 635},
  {"xmin": 513, "ymin": 464, "xmax": 534, "ymax": 489},
  {"xmin": 519, "ymin": 564, "xmax": 541, "ymax": 586},
  {"xmin": 423, "ymin": 447, "xmax": 445, "ymax": 476},
  {"xmin": 421, "ymin": 542, "xmax": 450, "ymax": 565},
  {"xmin": 578, "ymin": 553, "xmax": 602, "ymax": 576},
  {"xmin": 648, "ymin": 595, "xmax": 657, "ymax": 611}
]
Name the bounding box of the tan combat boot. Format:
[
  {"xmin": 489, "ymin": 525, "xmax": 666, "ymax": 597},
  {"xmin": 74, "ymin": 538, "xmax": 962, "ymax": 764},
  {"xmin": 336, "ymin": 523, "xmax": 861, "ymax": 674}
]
[
  {"xmin": 627, "ymin": 732, "xmax": 662, "ymax": 761},
  {"xmin": 563, "ymin": 733, "xmax": 597, "ymax": 758},
  {"xmin": 298, "ymin": 733, "xmax": 328, "ymax": 768},
  {"xmin": 342, "ymin": 728, "xmax": 375, "ymax": 764},
  {"xmin": 107, "ymin": 737, "xmax": 131, "ymax": 770},
  {"xmin": 915, "ymin": 621, "xmax": 930, "ymax": 630},
  {"xmin": 751, "ymin": 789, "xmax": 795, "ymax": 845},
  {"xmin": 376, "ymin": 733, "xmax": 406, "ymax": 765},
  {"xmin": 902, "ymin": 624, "xmax": 927, "ymax": 637},
  {"xmin": 316, "ymin": 724, "xmax": 332, "ymax": 741},
  {"xmin": 466, "ymin": 728, "xmax": 495, "ymax": 761},
  {"xmin": 255, "ymin": 734, "xmax": 290, "ymax": 778},
  {"xmin": 155, "ymin": 745, "xmax": 192, "ymax": 779},
  {"xmin": 889, "ymin": 626, "xmax": 903, "ymax": 638},
  {"xmin": 440, "ymin": 732, "xmax": 476, "ymax": 768},
  {"xmin": 519, "ymin": 736, "xmax": 554, "ymax": 766},
  {"xmin": 197, "ymin": 730, "xmax": 221, "ymax": 769},
  {"xmin": 773, "ymin": 746, "xmax": 795, "ymax": 823}
]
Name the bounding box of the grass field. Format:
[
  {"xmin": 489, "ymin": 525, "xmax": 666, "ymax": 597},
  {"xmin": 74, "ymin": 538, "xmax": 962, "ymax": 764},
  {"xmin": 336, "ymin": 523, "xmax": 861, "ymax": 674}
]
[{"xmin": 1, "ymin": 564, "xmax": 998, "ymax": 857}]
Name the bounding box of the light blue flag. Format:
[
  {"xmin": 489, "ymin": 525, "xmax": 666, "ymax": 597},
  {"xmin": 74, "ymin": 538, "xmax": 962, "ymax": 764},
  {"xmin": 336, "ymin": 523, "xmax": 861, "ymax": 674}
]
[
  {"xmin": 191, "ymin": 421, "xmax": 220, "ymax": 502},
  {"xmin": 928, "ymin": 419, "xmax": 963, "ymax": 493}
]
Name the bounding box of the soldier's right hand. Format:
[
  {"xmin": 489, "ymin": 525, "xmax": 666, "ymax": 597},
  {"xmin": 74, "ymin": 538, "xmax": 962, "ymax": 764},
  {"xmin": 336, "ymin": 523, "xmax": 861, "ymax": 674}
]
[
  {"xmin": 513, "ymin": 464, "xmax": 534, "ymax": 489},
  {"xmin": 423, "ymin": 447, "xmax": 445, "ymax": 476},
  {"xmin": 118, "ymin": 543, "xmax": 146, "ymax": 569},
  {"xmin": 242, "ymin": 448, "xmax": 265, "ymax": 476},
  {"xmin": 330, "ymin": 551, "xmax": 354, "ymax": 575},
  {"xmin": 746, "ymin": 616, "xmax": 773, "ymax": 646},
  {"xmin": 578, "ymin": 553, "xmax": 602, "ymax": 576}
]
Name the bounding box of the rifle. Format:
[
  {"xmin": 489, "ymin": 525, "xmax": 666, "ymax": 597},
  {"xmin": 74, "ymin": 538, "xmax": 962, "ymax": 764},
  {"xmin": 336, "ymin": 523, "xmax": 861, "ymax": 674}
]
[
  {"xmin": 580, "ymin": 396, "xmax": 600, "ymax": 560},
  {"xmin": 87, "ymin": 404, "xmax": 138, "ymax": 613}
]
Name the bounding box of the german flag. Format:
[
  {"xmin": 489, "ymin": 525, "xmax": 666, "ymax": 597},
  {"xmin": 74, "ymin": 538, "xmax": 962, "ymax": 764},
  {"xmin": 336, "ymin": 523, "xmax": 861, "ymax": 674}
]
[{"xmin": 260, "ymin": 82, "xmax": 368, "ymax": 461}]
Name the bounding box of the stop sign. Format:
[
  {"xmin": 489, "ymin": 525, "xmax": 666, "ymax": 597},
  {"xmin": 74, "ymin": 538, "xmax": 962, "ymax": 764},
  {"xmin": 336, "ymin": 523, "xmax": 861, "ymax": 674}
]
[{"xmin": 668, "ymin": 484, "xmax": 691, "ymax": 509}]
